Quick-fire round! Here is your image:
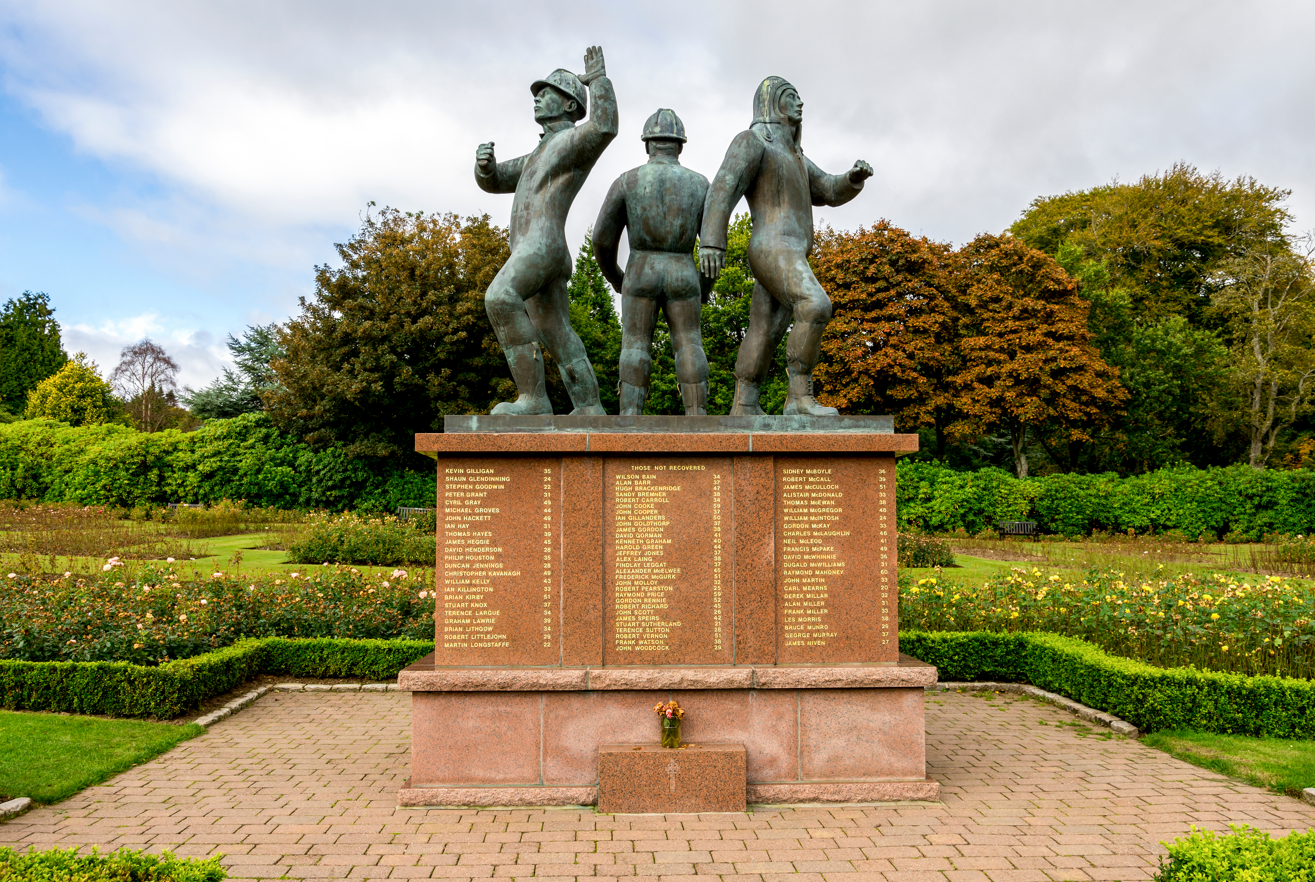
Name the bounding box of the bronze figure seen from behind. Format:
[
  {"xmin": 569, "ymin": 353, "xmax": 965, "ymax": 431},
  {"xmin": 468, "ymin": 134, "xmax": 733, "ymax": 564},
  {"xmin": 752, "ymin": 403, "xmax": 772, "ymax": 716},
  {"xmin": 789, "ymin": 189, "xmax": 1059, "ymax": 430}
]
[
  {"xmin": 593, "ymin": 108, "xmax": 711, "ymax": 416},
  {"xmin": 475, "ymin": 46, "xmax": 616, "ymax": 415},
  {"xmin": 700, "ymin": 76, "xmax": 873, "ymax": 416}
]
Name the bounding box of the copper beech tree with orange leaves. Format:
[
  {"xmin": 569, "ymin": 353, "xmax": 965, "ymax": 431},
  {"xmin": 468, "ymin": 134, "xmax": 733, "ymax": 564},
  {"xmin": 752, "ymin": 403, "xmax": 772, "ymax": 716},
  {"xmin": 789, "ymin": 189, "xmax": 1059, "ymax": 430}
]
[
  {"xmin": 953, "ymin": 234, "xmax": 1126, "ymax": 478},
  {"xmin": 812, "ymin": 222, "xmax": 961, "ymax": 456},
  {"xmin": 814, "ymin": 225, "xmax": 1125, "ymax": 477}
]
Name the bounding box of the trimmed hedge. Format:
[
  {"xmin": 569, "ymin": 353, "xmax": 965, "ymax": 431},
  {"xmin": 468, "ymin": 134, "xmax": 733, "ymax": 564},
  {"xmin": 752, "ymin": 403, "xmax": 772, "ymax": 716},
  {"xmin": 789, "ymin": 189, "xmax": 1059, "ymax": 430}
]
[
  {"xmin": 0, "ymin": 846, "xmax": 225, "ymax": 881},
  {"xmin": 0, "ymin": 413, "xmax": 433, "ymax": 512},
  {"xmin": 903, "ymin": 630, "xmax": 1315, "ymax": 738},
  {"xmin": 0, "ymin": 637, "xmax": 433, "ymax": 719},
  {"xmin": 5, "ymin": 630, "xmax": 1314, "ymax": 739},
  {"xmin": 897, "ymin": 460, "xmax": 1315, "ymax": 539}
]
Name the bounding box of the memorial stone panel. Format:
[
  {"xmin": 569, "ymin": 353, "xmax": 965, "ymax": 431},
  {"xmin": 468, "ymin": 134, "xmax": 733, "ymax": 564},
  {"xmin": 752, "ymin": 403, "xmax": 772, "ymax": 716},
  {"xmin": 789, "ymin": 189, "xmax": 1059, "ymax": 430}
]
[
  {"xmin": 774, "ymin": 456, "xmax": 897, "ymax": 664},
  {"xmin": 604, "ymin": 457, "xmax": 733, "ymax": 665},
  {"xmin": 432, "ymin": 457, "xmax": 561, "ymax": 666}
]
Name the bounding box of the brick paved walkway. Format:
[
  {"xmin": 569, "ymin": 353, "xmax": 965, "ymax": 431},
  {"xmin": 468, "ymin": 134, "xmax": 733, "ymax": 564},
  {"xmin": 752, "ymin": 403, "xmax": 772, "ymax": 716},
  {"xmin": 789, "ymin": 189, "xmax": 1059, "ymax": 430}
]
[{"xmin": 3, "ymin": 690, "xmax": 1313, "ymax": 881}]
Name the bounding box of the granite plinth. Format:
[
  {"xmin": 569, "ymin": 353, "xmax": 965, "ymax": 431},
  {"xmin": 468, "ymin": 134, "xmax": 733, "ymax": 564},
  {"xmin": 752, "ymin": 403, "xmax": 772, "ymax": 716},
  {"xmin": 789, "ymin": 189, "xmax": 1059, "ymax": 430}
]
[
  {"xmin": 406, "ymin": 421, "xmax": 936, "ymax": 807},
  {"xmin": 598, "ymin": 743, "xmax": 747, "ymax": 813}
]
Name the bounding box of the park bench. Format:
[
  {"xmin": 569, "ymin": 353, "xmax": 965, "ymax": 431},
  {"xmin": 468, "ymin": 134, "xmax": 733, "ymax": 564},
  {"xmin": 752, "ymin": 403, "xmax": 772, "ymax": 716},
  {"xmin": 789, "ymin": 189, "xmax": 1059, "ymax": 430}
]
[{"xmin": 998, "ymin": 520, "xmax": 1038, "ymax": 536}]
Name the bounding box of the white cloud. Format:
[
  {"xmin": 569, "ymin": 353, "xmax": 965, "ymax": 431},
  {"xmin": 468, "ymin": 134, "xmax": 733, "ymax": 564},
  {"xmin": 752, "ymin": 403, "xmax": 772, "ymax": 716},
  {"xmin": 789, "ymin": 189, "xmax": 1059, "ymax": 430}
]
[{"xmin": 62, "ymin": 315, "xmax": 232, "ymax": 391}]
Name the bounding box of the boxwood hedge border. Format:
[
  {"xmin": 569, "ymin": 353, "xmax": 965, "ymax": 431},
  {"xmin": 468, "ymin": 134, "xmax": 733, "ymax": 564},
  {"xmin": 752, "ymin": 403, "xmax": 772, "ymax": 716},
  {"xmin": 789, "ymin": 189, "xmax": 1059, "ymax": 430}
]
[{"xmin": 3, "ymin": 632, "xmax": 1313, "ymax": 738}]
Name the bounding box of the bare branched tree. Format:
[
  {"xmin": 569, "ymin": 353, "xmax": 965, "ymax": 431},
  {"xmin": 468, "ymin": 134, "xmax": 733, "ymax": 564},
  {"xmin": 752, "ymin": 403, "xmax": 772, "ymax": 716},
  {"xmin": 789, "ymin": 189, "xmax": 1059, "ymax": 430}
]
[
  {"xmin": 112, "ymin": 339, "xmax": 180, "ymax": 432},
  {"xmin": 1212, "ymin": 233, "xmax": 1315, "ymax": 469}
]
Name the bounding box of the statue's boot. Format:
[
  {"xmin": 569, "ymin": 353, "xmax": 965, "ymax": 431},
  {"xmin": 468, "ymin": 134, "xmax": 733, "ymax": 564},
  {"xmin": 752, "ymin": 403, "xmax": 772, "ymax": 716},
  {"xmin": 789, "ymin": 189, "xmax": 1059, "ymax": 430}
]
[
  {"xmin": 619, "ymin": 382, "xmax": 648, "ymax": 416},
  {"xmin": 680, "ymin": 382, "xmax": 709, "ymax": 416},
  {"xmin": 491, "ymin": 343, "xmax": 553, "ymax": 415},
  {"xmin": 783, "ymin": 367, "xmax": 838, "ymax": 416},
  {"xmin": 560, "ymin": 357, "xmax": 607, "ymax": 416},
  {"xmin": 782, "ymin": 316, "xmax": 838, "ymax": 416},
  {"xmin": 729, "ymin": 378, "xmax": 765, "ymax": 416}
]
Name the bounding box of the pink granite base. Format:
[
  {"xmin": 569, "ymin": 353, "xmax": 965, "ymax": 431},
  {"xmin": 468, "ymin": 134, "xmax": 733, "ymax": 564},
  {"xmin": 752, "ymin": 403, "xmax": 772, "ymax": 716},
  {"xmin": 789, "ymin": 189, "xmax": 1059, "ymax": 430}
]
[{"xmin": 404, "ymin": 660, "xmax": 937, "ymax": 806}]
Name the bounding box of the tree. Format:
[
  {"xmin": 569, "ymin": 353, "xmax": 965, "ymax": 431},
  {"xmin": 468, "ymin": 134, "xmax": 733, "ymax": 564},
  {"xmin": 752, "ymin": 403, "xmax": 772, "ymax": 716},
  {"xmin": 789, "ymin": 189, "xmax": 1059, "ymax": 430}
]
[
  {"xmin": 0, "ymin": 291, "xmax": 67, "ymax": 415},
  {"xmin": 954, "ymin": 234, "xmax": 1126, "ymax": 478},
  {"xmin": 1211, "ymin": 236, "xmax": 1315, "ymax": 469},
  {"xmin": 1011, "ymin": 163, "xmax": 1292, "ymax": 326},
  {"xmin": 24, "ymin": 352, "xmax": 121, "ymax": 426},
  {"xmin": 563, "ymin": 235, "xmax": 622, "ymax": 414},
  {"xmin": 183, "ymin": 323, "xmax": 285, "ymax": 419},
  {"xmin": 265, "ymin": 207, "xmax": 510, "ymax": 459},
  {"xmin": 812, "ymin": 222, "xmax": 960, "ymax": 453},
  {"xmin": 112, "ymin": 339, "xmax": 181, "ymax": 433},
  {"xmin": 1051, "ymin": 243, "xmax": 1232, "ymax": 472}
]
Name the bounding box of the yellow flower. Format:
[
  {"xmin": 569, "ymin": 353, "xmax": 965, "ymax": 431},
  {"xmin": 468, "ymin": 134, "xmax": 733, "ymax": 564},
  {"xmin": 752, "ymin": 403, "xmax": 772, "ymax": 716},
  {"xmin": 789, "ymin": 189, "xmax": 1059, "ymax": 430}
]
[{"xmin": 1211, "ymin": 613, "xmax": 1220, "ymax": 620}]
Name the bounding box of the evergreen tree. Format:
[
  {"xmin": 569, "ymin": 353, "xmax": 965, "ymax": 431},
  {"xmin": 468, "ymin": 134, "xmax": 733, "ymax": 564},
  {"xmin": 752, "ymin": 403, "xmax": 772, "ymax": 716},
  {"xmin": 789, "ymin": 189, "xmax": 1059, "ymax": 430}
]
[
  {"xmin": 0, "ymin": 291, "xmax": 68, "ymax": 416},
  {"xmin": 183, "ymin": 324, "xmax": 285, "ymax": 419}
]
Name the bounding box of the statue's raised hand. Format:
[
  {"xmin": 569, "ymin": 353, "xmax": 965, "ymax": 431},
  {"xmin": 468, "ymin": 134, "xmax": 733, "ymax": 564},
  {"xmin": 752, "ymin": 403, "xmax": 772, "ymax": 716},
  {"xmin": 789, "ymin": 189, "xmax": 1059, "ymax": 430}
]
[
  {"xmin": 700, "ymin": 246, "xmax": 725, "ymax": 281},
  {"xmin": 848, "ymin": 160, "xmax": 874, "ymax": 185},
  {"xmin": 580, "ymin": 46, "xmax": 606, "ymax": 84},
  {"xmin": 476, "ymin": 142, "xmax": 496, "ymax": 172}
]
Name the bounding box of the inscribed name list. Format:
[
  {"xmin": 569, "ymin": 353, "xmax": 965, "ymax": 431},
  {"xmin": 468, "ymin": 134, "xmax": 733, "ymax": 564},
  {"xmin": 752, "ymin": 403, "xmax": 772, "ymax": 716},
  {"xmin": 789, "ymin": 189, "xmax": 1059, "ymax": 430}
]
[
  {"xmin": 774, "ymin": 456, "xmax": 897, "ymax": 663},
  {"xmin": 604, "ymin": 457, "xmax": 732, "ymax": 665},
  {"xmin": 432, "ymin": 457, "xmax": 560, "ymax": 665}
]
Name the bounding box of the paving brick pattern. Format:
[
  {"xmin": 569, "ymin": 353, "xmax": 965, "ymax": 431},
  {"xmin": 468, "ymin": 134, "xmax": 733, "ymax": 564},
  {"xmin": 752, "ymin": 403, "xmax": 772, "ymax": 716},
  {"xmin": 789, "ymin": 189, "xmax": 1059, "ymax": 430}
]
[{"xmin": 3, "ymin": 690, "xmax": 1313, "ymax": 881}]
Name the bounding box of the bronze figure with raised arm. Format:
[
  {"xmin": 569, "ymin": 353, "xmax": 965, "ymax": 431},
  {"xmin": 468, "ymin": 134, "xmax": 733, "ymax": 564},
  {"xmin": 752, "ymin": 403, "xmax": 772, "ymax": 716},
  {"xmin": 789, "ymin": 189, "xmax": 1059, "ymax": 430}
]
[
  {"xmin": 593, "ymin": 108, "xmax": 711, "ymax": 416},
  {"xmin": 699, "ymin": 76, "xmax": 873, "ymax": 416},
  {"xmin": 475, "ymin": 46, "xmax": 617, "ymax": 415}
]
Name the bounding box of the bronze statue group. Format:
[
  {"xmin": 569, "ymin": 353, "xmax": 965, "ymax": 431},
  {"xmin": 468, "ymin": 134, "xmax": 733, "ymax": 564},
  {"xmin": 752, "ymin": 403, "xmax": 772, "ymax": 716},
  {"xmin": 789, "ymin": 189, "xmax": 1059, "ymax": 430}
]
[{"xmin": 475, "ymin": 46, "xmax": 873, "ymax": 418}]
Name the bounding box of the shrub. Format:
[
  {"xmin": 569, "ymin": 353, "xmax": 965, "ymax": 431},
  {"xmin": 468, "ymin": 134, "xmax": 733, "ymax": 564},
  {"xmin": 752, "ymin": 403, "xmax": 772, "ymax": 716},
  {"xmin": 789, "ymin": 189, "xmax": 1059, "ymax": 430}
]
[
  {"xmin": 0, "ymin": 846, "xmax": 225, "ymax": 881},
  {"xmin": 896, "ymin": 460, "xmax": 1315, "ymax": 539},
  {"xmin": 897, "ymin": 533, "xmax": 955, "ymax": 568},
  {"xmin": 287, "ymin": 512, "xmax": 435, "ymax": 566},
  {"xmin": 0, "ymin": 637, "xmax": 434, "ymax": 718},
  {"xmin": 1154, "ymin": 825, "xmax": 1315, "ymax": 881},
  {"xmin": 902, "ymin": 631, "xmax": 1315, "ymax": 738},
  {"xmin": 0, "ymin": 413, "xmax": 435, "ymax": 512},
  {"xmin": 901, "ymin": 569, "xmax": 1315, "ymax": 678}
]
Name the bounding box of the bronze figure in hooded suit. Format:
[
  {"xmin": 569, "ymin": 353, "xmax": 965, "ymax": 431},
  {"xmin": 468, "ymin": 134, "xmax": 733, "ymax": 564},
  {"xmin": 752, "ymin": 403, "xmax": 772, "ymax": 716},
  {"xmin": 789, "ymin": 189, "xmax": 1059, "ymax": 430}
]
[
  {"xmin": 593, "ymin": 108, "xmax": 712, "ymax": 416},
  {"xmin": 474, "ymin": 46, "xmax": 616, "ymax": 415},
  {"xmin": 699, "ymin": 76, "xmax": 873, "ymax": 416}
]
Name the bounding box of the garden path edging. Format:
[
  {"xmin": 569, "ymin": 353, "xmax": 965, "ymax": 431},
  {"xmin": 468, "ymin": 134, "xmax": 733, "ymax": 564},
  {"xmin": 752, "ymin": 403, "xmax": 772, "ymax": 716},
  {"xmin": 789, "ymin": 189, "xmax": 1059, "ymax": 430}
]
[
  {"xmin": 930, "ymin": 681, "xmax": 1141, "ymax": 737},
  {"xmin": 0, "ymin": 797, "xmax": 31, "ymax": 821}
]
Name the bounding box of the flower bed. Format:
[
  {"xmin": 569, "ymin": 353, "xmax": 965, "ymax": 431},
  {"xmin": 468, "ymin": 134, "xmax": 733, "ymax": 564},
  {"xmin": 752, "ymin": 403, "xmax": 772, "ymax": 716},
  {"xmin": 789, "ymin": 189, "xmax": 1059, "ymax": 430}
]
[
  {"xmin": 902, "ymin": 569, "xmax": 1315, "ymax": 678},
  {"xmin": 1, "ymin": 564, "xmax": 434, "ymax": 664}
]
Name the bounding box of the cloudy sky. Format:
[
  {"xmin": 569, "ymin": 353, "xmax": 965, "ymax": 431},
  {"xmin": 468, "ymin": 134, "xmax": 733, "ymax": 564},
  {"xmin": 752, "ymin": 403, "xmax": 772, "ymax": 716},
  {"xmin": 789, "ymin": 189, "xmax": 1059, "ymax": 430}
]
[{"xmin": 1, "ymin": 0, "xmax": 1312, "ymax": 389}]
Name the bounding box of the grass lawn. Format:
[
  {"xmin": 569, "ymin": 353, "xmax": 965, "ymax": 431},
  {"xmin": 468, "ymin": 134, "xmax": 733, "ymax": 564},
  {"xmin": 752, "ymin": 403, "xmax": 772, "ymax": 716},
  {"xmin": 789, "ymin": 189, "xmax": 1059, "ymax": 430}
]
[
  {"xmin": 0, "ymin": 531, "xmax": 433, "ymax": 579},
  {"xmin": 0, "ymin": 711, "xmax": 203, "ymax": 804},
  {"xmin": 1144, "ymin": 729, "xmax": 1315, "ymax": 799}
]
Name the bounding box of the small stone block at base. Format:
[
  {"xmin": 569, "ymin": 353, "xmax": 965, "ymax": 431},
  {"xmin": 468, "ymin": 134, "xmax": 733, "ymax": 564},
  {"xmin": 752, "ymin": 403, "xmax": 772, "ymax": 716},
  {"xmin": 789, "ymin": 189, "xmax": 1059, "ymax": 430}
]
[
  {"xmin": 598, "ymin": 743, "xmax": 746, "ymax": 813},
  {"xmin": 1304, "ymin": 787, "xmax": 1315, "ymax": 807}
]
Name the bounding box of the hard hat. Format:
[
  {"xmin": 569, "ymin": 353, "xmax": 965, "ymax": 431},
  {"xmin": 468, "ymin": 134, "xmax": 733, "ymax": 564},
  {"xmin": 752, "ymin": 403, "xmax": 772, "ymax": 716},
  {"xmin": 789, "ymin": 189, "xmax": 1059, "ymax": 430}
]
[
  {"xmin": 530, "ymin": 69, "xmax": 588, "ymax": 122},
  {"xmin": 641, "ymin": 108, "xmax": 687, "ymax": 143}
]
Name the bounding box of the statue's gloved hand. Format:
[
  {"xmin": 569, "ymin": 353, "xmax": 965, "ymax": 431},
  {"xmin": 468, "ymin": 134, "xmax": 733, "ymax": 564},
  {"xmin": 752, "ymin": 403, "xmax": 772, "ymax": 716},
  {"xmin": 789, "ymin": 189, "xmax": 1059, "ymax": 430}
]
[
  {"xmin": 848, "ymin": 160, "xmax": 874, "ymax": 185},
  {"xmin": 700, "ymin": 246, "xmax": 725, "ymax": 281},
  {"xmin": 580, "ymin": 46, "xmax": 606, "ymax": 84},
  {"xmin": 476, "ymin": 142, "xmax": 497, "ymax": 172}
]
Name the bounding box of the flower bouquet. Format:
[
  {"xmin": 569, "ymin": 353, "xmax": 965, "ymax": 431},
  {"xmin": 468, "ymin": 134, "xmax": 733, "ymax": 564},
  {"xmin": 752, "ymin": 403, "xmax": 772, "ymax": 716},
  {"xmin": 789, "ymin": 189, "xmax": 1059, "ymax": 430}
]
[{"xmin": 654, "ymin": 699, "xmax": 685, "ymax": 748}]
